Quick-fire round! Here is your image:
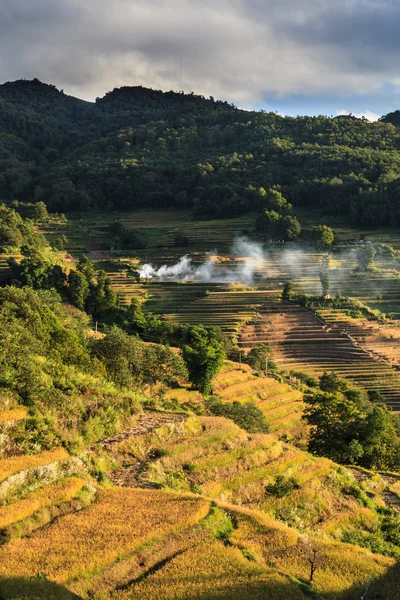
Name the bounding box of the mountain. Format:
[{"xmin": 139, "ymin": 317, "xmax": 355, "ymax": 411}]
[{"xmin": 1, "ymin": 79, "xmax": 400, "ymax": 226}]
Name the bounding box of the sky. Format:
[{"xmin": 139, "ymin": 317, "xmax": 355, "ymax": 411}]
[{"xmin": 1, "ymin": 0, "xmax": 400, "ymax": 120}]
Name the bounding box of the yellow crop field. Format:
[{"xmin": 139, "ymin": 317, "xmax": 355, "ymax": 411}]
[
  {"xmin": 0, "ymin": 488, "xmax": 209, "ymax": 585},
  {"xmin": 0, "ymin": 408, "xmax": 28, "ymax": 424},
  {"xmin": 226, "ymin": 504, "xmax": 393, "ymax": 600},
  {"xmin": 115, "ymin": 540, "xmax": 308, "ymax": 600},
  {"xmin": 0, "ymin": 477, "xmax": 86, "ymax": 528},
  {"xmin": 0, "ymin": 448, "xmax": 69, "ymax": 483}
]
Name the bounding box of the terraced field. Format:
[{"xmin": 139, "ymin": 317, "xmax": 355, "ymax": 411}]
[
  {"xmin": 165, "ymin": 360, "xmax": 306, "ymax": 441},
  {"xmin": 317, "ymin": 308, "xmax": 400, "ymax": 368},
  {"xmin": 39, "ymin": 210, "xmax": 255, "ymax": 258},
  {"xmin": 0, "ymin": 382, "xmax": 398, "ymax": 599},
  {"xmin": 239, "ymin": 302, "xmax": 400, "ymax": 411},
  {"xmin": 213, "ymin": 362, "xmax": 306, "ymax": 440},
  {"xmin": 37, "ymin": 210, "xmax": 400, "ymax": 318}
]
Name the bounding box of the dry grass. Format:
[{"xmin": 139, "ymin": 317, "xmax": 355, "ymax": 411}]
[{"xmin": 0, "ymin": 448, "xmax": 69, "ymax": 483}]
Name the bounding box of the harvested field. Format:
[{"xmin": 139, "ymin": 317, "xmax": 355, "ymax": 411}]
[{"xmin": 239, "ymin": 302, "xmax": 400, "ymax": 410}]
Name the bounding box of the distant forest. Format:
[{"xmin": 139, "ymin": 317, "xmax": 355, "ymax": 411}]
[{"xmin": 1, "ymin": 78, "xmax": 400, "ymax": 227}]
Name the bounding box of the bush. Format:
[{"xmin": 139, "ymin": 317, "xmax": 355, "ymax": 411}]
[
  {"xmin": 173, "ymin": 231, "xmax": 189, "ymax": 247},
  {"xmin": 205, "ymin": 397, "xmax": 269, "ymax": 433},
  {"xmin": 265, "ymin": 475, "xmax": 300, "ymax": 498}
]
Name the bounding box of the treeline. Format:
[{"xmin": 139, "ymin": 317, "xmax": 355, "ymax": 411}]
[
  {"xmin": 2, "ymin": 79, "xmax": 400, "ymax": 227},
  {"xmin": 303, "ymin": 372, "xmax": 400, "ymax": 471}
]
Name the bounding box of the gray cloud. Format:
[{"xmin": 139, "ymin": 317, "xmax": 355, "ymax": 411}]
[{"xmin": 1, "ymin": 0, "xmax": 400, "ymax": 104}]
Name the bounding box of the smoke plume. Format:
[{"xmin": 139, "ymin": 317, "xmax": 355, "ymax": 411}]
[{"xmin": 138, "ymin": 236, "xmax": 266, "ymax": 284}]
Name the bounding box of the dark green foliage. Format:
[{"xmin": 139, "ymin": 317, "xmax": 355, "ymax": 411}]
[
  {"xmin": 53, "ymin": 235, "xmax": 68, "ymax": 251},
  {"xmin": 303, "ymin": 225, "xmax": 335, "ymax": 248},
  {"xmin": 11, "ymin": 200, "xmax": 48, "ymax": 222},
  {"xmin": 92, "ymin": 326, "xmax": 187, "ymax": 388},
  {"xmin": 319, "ymin": 372, "xmax": 361, "ymax": 403},
  {"xmin": 109, "ymin": 220, "xmax": 147, "ymax": 250},
  {"xmin": 0, "ymin": 286, "xmax": 195, "ymax": 453},
  {"xmin": 245, "ymin": 343, "xmax": 277, "ymax": 373},
  {"xmin": 289, "ymin": 371, "xmax": 319, "ymax": 388},
  {"xmin": 173, "ymin": 230, "xmax": 189, "ymax": 247},
  {"xmin": 182, "ymin": 331, "xmax": 226, "ymax": 395},
  {"xmin": 304, "ymin": 386, "xmax": 400, "ymax": 469},
  {"xmin": 205, "ymin": 397, "xmax": 269, "ymax": 433},
  {"xmin": 281, "ymin": 280, "xmax": 294, "ymax": 301},
  {"xmin": 342, "ymin": 530, "xmax": 400, "ymax": 560},
  {"xmin": 319, "ymin": 271, "xmax": 330, "ymax": 298},
  {"xmin": 265, "ymin": 475, "xmax": 300, "ymax": 498},
  {"xmin": 357, "ymin": 243, "xmax": 376, "ymax": 270},
  {"xmin": 3, "ymin": 80, "xmax": 400, "ymax": 227},
  {"xmin": 0, "ymin": 206, "xmax": 46, "ymax": 252},
  {"xmin": 67, "ymin": 269, "xmax": 89, "ymax": 310}
]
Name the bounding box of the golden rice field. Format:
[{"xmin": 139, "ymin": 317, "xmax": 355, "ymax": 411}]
[
  {"xmin": 165, "ymin": 360, "xmax": 306, "ymax": 441},
  {"xmin": 0, "ymin": 488, "xmax": 209, "ymax": 586},
  {"xmin": 0, "ymin": 408, "xmax": 28, "ymax": 425},
  {"xmin": 0, "ymin": 477, "xmax": 395, "ymax": 599},
  {"xmin": 0, "ymin": 448, "xmax": 69, "ymax": 483},
  {"xmin": 226, "ymin": 503, "xmax": 393, "ymax": 600},
  {"xmin": 115, "ymin": 540, "xmax": 308, "ymax": 600},
  {"xmin": 0, "ymin": 477, "xmax": 87, "ymax": 529},
  {"xmin": 213, "ymin": 362, "xmax": 306, "ymax": 439},
  {"xmin": 134, "ymin": 415, "xmax": 380, "ymax": 537}
]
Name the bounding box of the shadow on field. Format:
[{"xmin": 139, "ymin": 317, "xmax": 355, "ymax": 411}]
[
  {"xmin": 364, "ymin": 562, "xmax": 400, "ymax": 599},
  {"xmin": 0, "ymin": 577, "xmax": 82, "ymax": 600}
]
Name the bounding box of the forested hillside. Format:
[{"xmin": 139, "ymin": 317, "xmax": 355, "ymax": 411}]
[{"xmin": 2, "ymin": 78, "xmax": 400, "ymax": 227}]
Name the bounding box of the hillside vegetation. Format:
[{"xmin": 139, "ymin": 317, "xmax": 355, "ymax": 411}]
[
  {"xmin": 2, "ymin": 78, "xmax": 400, "ymax": 228},
  {"xmin": 2, "ymin": 81, "xmax": 400, "ymax": 599}
]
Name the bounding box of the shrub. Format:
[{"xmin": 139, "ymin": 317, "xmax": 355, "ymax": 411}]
[
  {"xmin": 205, "ymin": 397, "xmax": 269, "ymax": 434},
  {"xmin": 265, "ymin": 475, "xmax": 301, "ymax": 498}
]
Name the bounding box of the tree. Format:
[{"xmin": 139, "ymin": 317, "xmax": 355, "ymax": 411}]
[
  {"xmin": 87, "ymin": 270, "xmax": 119, "ymax": 319},
  {"xmin": 206, "ymin": 397, "xmax": 269, "ymax": 433},
  {"xmin": 255, "ymin": 210, "xmax": 280, "ymax": 235},
  {"xmin": 304, "ymin": 391, "xmax": 365, "ymax": 464},
  {"xmin": 245, "ymin": 344, "xmax": 277, "ymax": 373},
  {"xmin": 183, "ymin": 333, "xmax": 225, "ymax": 395},
  {"xmin": 310, "ymin": 225, "xmax": 335, "ymax": 248},
  {"xmin": 304, "ymin": 389, "xmax": 400, "ymax": 469},
  {"xmin": 319, "ymin": 271, "xmax": 330, "ymax": 298},
  {"xmin": 283, "ymin": 215, "xmax": 301, "ymax": 240},
  {"xmin": 77, "ymin": 255, "xmax": 95, "ymax": 281},
  {"xmin": 281, "ymin": 280, "xmax": 293, "ymax": 301},
  {"xmin": 68, "ymin": 270, "xmax": 89, "ymax": 310},
  {"xmin": 357, "ymin": 244, "xmax": 376, "ymax": 270},
  {"xmin": 53, "ymin": 235, "xmax": 68, "ymax": 251},
  {"xmin": 319, "ymin": 372, "xmax": 348, "ymax": 394},
  {"xmin": 173, "ymin": 230, "xmax": 189, "ymax": 247}
]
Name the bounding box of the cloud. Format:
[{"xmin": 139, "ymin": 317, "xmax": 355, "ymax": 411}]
[{"xmin": 0, "ymin": 0, "xmax": 400, "ymax": 108}]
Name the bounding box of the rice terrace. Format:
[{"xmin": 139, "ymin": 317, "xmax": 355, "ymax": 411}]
[{"xmin": 3, "ymin": 73, "xmax": 400, "ymax": 600}]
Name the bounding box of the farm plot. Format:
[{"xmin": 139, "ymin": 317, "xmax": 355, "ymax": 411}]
[
  {"xmin": 137, "ymin": 415, "xmax": 383, "ymax": 537},
  {"xmin": 318, "ymin": 308, "xmax": 400, "ymax": 368},
  {"xmin": 165, "ymin": 287, "xmax": 279, "ymax": 337},
  {"xmin": 39, "ymin": 210, "xmax": 255, "ymax": 258},
  {"xmin": 239, "ymin": 302, "xmax": 400, "ymax": 411},
  {"xmin": 213, "ymin": 362, "xmax": 305, "ymax": 439}
]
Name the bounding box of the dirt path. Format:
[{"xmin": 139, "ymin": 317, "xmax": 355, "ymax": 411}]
[{"xmin": 98, "ymin": 412, "xmax": 187, "ymax": 488}]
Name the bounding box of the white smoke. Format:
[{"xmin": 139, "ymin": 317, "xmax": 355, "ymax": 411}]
[{"xmin": 138, "ymin": 236, "xmax": 267, "ymax": 284}]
